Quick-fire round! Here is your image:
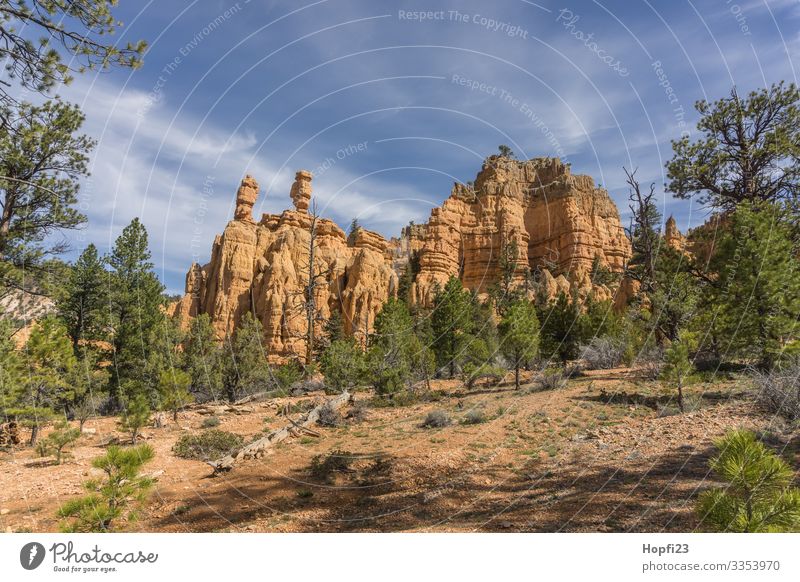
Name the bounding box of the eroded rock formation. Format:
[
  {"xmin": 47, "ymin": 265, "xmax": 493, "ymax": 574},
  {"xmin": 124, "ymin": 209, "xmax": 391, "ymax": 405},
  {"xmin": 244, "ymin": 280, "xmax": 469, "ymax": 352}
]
[
  {"xmin": 174, "ymin": 156, "xmax": 634, "ymax": 361},
  {"xmin": 395, "ymin": 157, "xmax": 632, "ymax": 305},
  {"xmin": 172, "ymin": 172, "xmax": 397, "ymax": 362}
]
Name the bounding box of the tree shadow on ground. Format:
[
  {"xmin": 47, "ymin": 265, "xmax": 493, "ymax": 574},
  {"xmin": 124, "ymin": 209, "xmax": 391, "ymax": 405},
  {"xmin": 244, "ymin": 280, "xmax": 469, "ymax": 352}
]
[
  {"xmin": 574, "ymin": 388, "xmax": 749, "ymax": 411},
  {"xmin": 150, "ymin": 441, "xmax": 720, "ymax": 533}
]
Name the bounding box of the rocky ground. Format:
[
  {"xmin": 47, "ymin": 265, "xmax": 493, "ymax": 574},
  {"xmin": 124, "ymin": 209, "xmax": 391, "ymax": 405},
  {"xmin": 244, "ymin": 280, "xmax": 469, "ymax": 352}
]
[{"xmin": 1, "ymin": 368, "xmax": 797, "ymax": 533}]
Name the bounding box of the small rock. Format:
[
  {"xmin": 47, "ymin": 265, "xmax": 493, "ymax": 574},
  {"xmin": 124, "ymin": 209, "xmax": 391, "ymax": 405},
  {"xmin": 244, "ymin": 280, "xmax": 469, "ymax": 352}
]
[
  {"xmin": 499, "ymin": 521, "xmax": 513, "ymax": 529},
  {"xmin": 0, "ymin": 508, "xmax": 9, "ymax": 515},
  {"xmin": 81, "ymin": 427, "xmax": 96, "ymax": 435}
]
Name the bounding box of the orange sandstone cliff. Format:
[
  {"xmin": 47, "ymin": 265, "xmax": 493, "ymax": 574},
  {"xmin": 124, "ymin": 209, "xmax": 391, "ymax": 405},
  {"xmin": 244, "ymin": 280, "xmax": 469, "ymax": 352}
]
[
  {"xmin": 172, "ymin": 171, "xmax": 397, "ymax": 362},
  {"xmin": 395, "ymin": 156, "xmax": 631, "ymax": 305},
  {"xmin": 174, "ymin": 156, "xmax": 633, "ymax": 361}
]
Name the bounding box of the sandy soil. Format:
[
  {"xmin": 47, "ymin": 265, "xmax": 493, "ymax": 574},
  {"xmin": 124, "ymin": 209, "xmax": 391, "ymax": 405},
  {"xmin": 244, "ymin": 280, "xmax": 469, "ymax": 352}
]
[{"xmin": 1, "ymin": 368, "xmax": 797, "ymax": 533}]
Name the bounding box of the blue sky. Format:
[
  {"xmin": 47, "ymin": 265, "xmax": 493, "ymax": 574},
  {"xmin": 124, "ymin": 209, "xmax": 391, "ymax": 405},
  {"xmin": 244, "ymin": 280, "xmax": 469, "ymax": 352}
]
[{"xmin": 42, "ymin": 0, "xmax": 800, "ymax": 293}]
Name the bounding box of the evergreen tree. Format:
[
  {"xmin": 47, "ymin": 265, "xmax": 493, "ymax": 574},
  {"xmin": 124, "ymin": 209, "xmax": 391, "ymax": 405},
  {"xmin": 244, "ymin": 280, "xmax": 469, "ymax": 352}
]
[
  {"xmin": 705, "ymin": 201, "xmax": 800, "ymax": 368},
  {"xmin": 118, "ymin": 391, "xmax": 150, "ymax": 445},
  {"xmin": 58, "ymin": 243, "xmax": 107, "ymax": 351},
  {"xmin": 538, "ymin": 291, "xmax": 584, "ymax": 363},
  {"xmin": 221, "ymin": 313, "xmax": 271, "ymax": 401},
  {"xmin": 0, "ymin": 1, "xmax": 147, "ymax": 108},
  {"xmin": 397, "ymin": 251, "xmax": 420, "ymax": 305},
  {"xmin": 184, "ymin": 314, "xmax": 223, "ymax": 402},
  {"xmin": 107, "ymin": 218, "xmax": 165, "ymax": 402},
  {"xmin": 431, "ymin": 277, "xmax": 474, "ymax": 377},
  {"xmin": 318, "ymin": 308, "xmax": 346, "ymax": 355},
  {"xmin": 148, "ymin": 315, "xmax": 184, "ymax": 385},
  {"xmin": 697, "ymin": 430, "xmax": 800, "ymax": 532},
  {"xmin": 499, "ymin": 300, "xmax": 540, "ymax": 389},
  {"xmin": 623, "ymin": 168, "xmax": 699, "ymax": 343},
  {"xmin": 0, "ymin": 319, "xmax": 21, "ymax": 415},
  {"xmin": 490, "ymin": 240, "xmax": 523, "ymax": 316},
  {"xmin": 58, "ymin": 444, "xmax": 155, "ymax": 533},
  {"xmin": 660, "ymin": 333, "xmax": 695, "ymax": 413},
  {"xmin": 667, "ymin": 82, "xmax": 800, "ymax": 212},
  {"xmin": 369, "ymin": 299, "xmax": 418, "ymax": 396},
  {"xmin": 158, "ymin": 369, "xmax": 193, "ymax": 422},
  {"xmin": 497, "ymin": 145, "xmax": 515, "ymax": 158},
  {"xmin": 624, "ymin": 167, "xmax": 662, "ymax": 293},
  {"xmin": 347, "ymin": 217, "xmax": 361, "ymax": 246},
  {"xmin": 9, "ymin": 317, "xmax": 77, "ymax": 444},
  {"xmin": 320, "ymin": 339, "xmax": 366, "ymax": 393},
  {"xmin": 0, "ymin": 100, "xmax": 93, "ymax": 294},
  {"xmin": 36, "ymin": 418, "xmax": 80, "ymax": 464}
]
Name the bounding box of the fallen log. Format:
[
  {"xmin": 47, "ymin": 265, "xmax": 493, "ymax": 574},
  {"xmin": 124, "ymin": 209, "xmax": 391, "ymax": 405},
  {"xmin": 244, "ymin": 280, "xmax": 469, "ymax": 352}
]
[{"xmin": 207, "ymin": 391, "xmax": 350, "ymax": 475}]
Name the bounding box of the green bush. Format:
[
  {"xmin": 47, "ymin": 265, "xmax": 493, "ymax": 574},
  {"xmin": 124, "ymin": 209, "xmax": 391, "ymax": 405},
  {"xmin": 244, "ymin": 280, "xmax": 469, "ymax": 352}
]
[
  {"xmin": 697, "ymin": 430, "xmax": 800, "ymax": 532},
  {"xmin": 201, "ymin": 416, "xmax": 221, "ymax": 428},
  {"xmin": 461, "ymin": 409, "xmax": 487, "ymax": 425},
  {"xmin": 421, "ymin": 410, "xmax": 451, "ymax": 428},
  {"xmin": 533, "ymin": 369, "xmax": 568, "ymax": 391},
  {"xmin": 462, "ymin": 363, "xmax": 505, "ymax": 390},
  {"xmin": 172, "ymin": 430, "xmax": 243, "ymax": 461}
]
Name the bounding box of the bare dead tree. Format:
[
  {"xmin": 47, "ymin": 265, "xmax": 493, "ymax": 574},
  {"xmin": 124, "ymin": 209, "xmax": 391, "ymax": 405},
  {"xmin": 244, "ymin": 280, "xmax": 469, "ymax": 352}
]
[
  {"xmin": 623, "ymin": 167, "xmax": 661, "ymax": 293},
  {"xmin": 304, "ymin": 199, "xmax": 319, "ymax": 365}
]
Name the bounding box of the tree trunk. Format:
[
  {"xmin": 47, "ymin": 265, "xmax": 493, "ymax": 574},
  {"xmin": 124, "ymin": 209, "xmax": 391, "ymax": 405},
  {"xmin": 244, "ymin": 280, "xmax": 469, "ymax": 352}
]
[
  {"xmin": 677, "ymin": 380, "xmax": 685, "ymax": 413},
  {"xmin": 29, "ymin": 425, "xmax": 39, "ymax": 446},
  {"xmin": 208, "ymin": 391, "xmax": 351, "ymax": 474},
  {"xmin": 515, "ymin": 364, "xmax": 520, "ymax": 390}
]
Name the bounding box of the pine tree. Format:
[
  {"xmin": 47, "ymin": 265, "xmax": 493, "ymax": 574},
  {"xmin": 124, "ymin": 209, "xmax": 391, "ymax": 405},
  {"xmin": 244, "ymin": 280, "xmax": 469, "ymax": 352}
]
[
  {"xmin": 697, "ymin": 430, "xmax": 800, "ymax": 532},
  {"xmin": 497, "ymin": 145, "xmax": 515, "ymax": 158},
  {"xmin": 221, "ymin": 313, "xmax": 271, "ymax": 401},
  {"xmin": 347, "ymin": 217, "xmax": 361, "ymax": 246},
  {"xmin": 36, "ymin": 418, "xmax": 80, "ymax": 464},
  {"xmin": 184, "ymin": 314, "xmax": 223, "ymax": 402},
  {"xmin": 58, "ymin": 444, "xmax": 155, "ymax": 533},
  {"xmin": 706, "ymin": 201, "xmax": 800, "ymax": 368},
  {"xmin": 10, "ymin": 317, "xmax": 77, "ymax": 444},
  {"xmin": 369, "ymin": 299, "xmax": 419, "ymax": 396},
  {"xmin": 660, "ymin": 333, "xmax": 695, "ymax": 413},
  {"xmin": 107, "ymin": 218, "xmax": 165, "ymax": 403},
  {"xmin": 0, "ymin": 319, "xmax": 22, "ymax": 415},
  {"xmin": 431, "ymin": 277, "xmax": 474, "ymax": 377},
  {"xmin": 538, "ymin": 291, "xmax": 584, "ymax": 363},
  {"xmin": 623, "ymin": 168, "xmax": 698, "ymax": 344},
  {"xmin": 397, "ymin": 251, "xmax": 420, "ymax": 305},
  {"xmin": 0, "ymin": 100, "xmax": 93, "ymax": 294},
  {"xmin": 499, "ymin": 300, "xmax": 540, "ymax": 389},
  {"xmin": 0, "ymin": 1, "xmax": 147, "ymax": 108},
  {"xmin": 158, "ymin": 369, "xmax": 193, "ymax": 422},
  {"xmin": 667, "ymin": 82, "xmax": 800, "ymax": 212},
  {"xmin": 58, "ymin": 243, "xmax": 107, "ymax": 351},
  {"xmin": 118, "ymin": 391, "xmax": 150, "ymax": 445},
  {"xmin": 320, "ymin": 339, "xmax": 365, "ymax": 393},
  {"xmin": 490, "ymin": 240, "xmax": 522, "ymax": 316}
]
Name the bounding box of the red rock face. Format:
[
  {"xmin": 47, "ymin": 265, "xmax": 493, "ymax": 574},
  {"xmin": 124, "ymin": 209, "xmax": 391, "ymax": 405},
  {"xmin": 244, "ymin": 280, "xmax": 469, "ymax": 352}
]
[
  {"xmin": 399, "ymin": 157, "xmax": 632, "ymax": 305},
  {"xmin": 174, "ymin": 157, "xmax": 634, "ymax": 361},
  {"xmin": 173, "ymin": 172, "xmax": 397, "ymax": 362}
]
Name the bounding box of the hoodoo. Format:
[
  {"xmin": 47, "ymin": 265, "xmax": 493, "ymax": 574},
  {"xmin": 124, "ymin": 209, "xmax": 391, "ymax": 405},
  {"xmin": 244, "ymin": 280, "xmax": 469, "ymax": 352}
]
[
  {"xmin": 393, "ymin": 156, "xmax": 631, "ymax": 306},
  {"xmin": 174, "ymin": 156, "xmax": 631, "ymax": 360},
  {"xmin": 172, "ymin": 172, "xmax": 398, "ymax": 362}
]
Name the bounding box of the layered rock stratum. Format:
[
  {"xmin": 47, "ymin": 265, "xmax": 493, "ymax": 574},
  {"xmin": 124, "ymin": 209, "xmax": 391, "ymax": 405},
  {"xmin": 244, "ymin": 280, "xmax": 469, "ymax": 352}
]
[{"xmin": 174, "ymin": 156, "xmax": 632, "ymax": 360}]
